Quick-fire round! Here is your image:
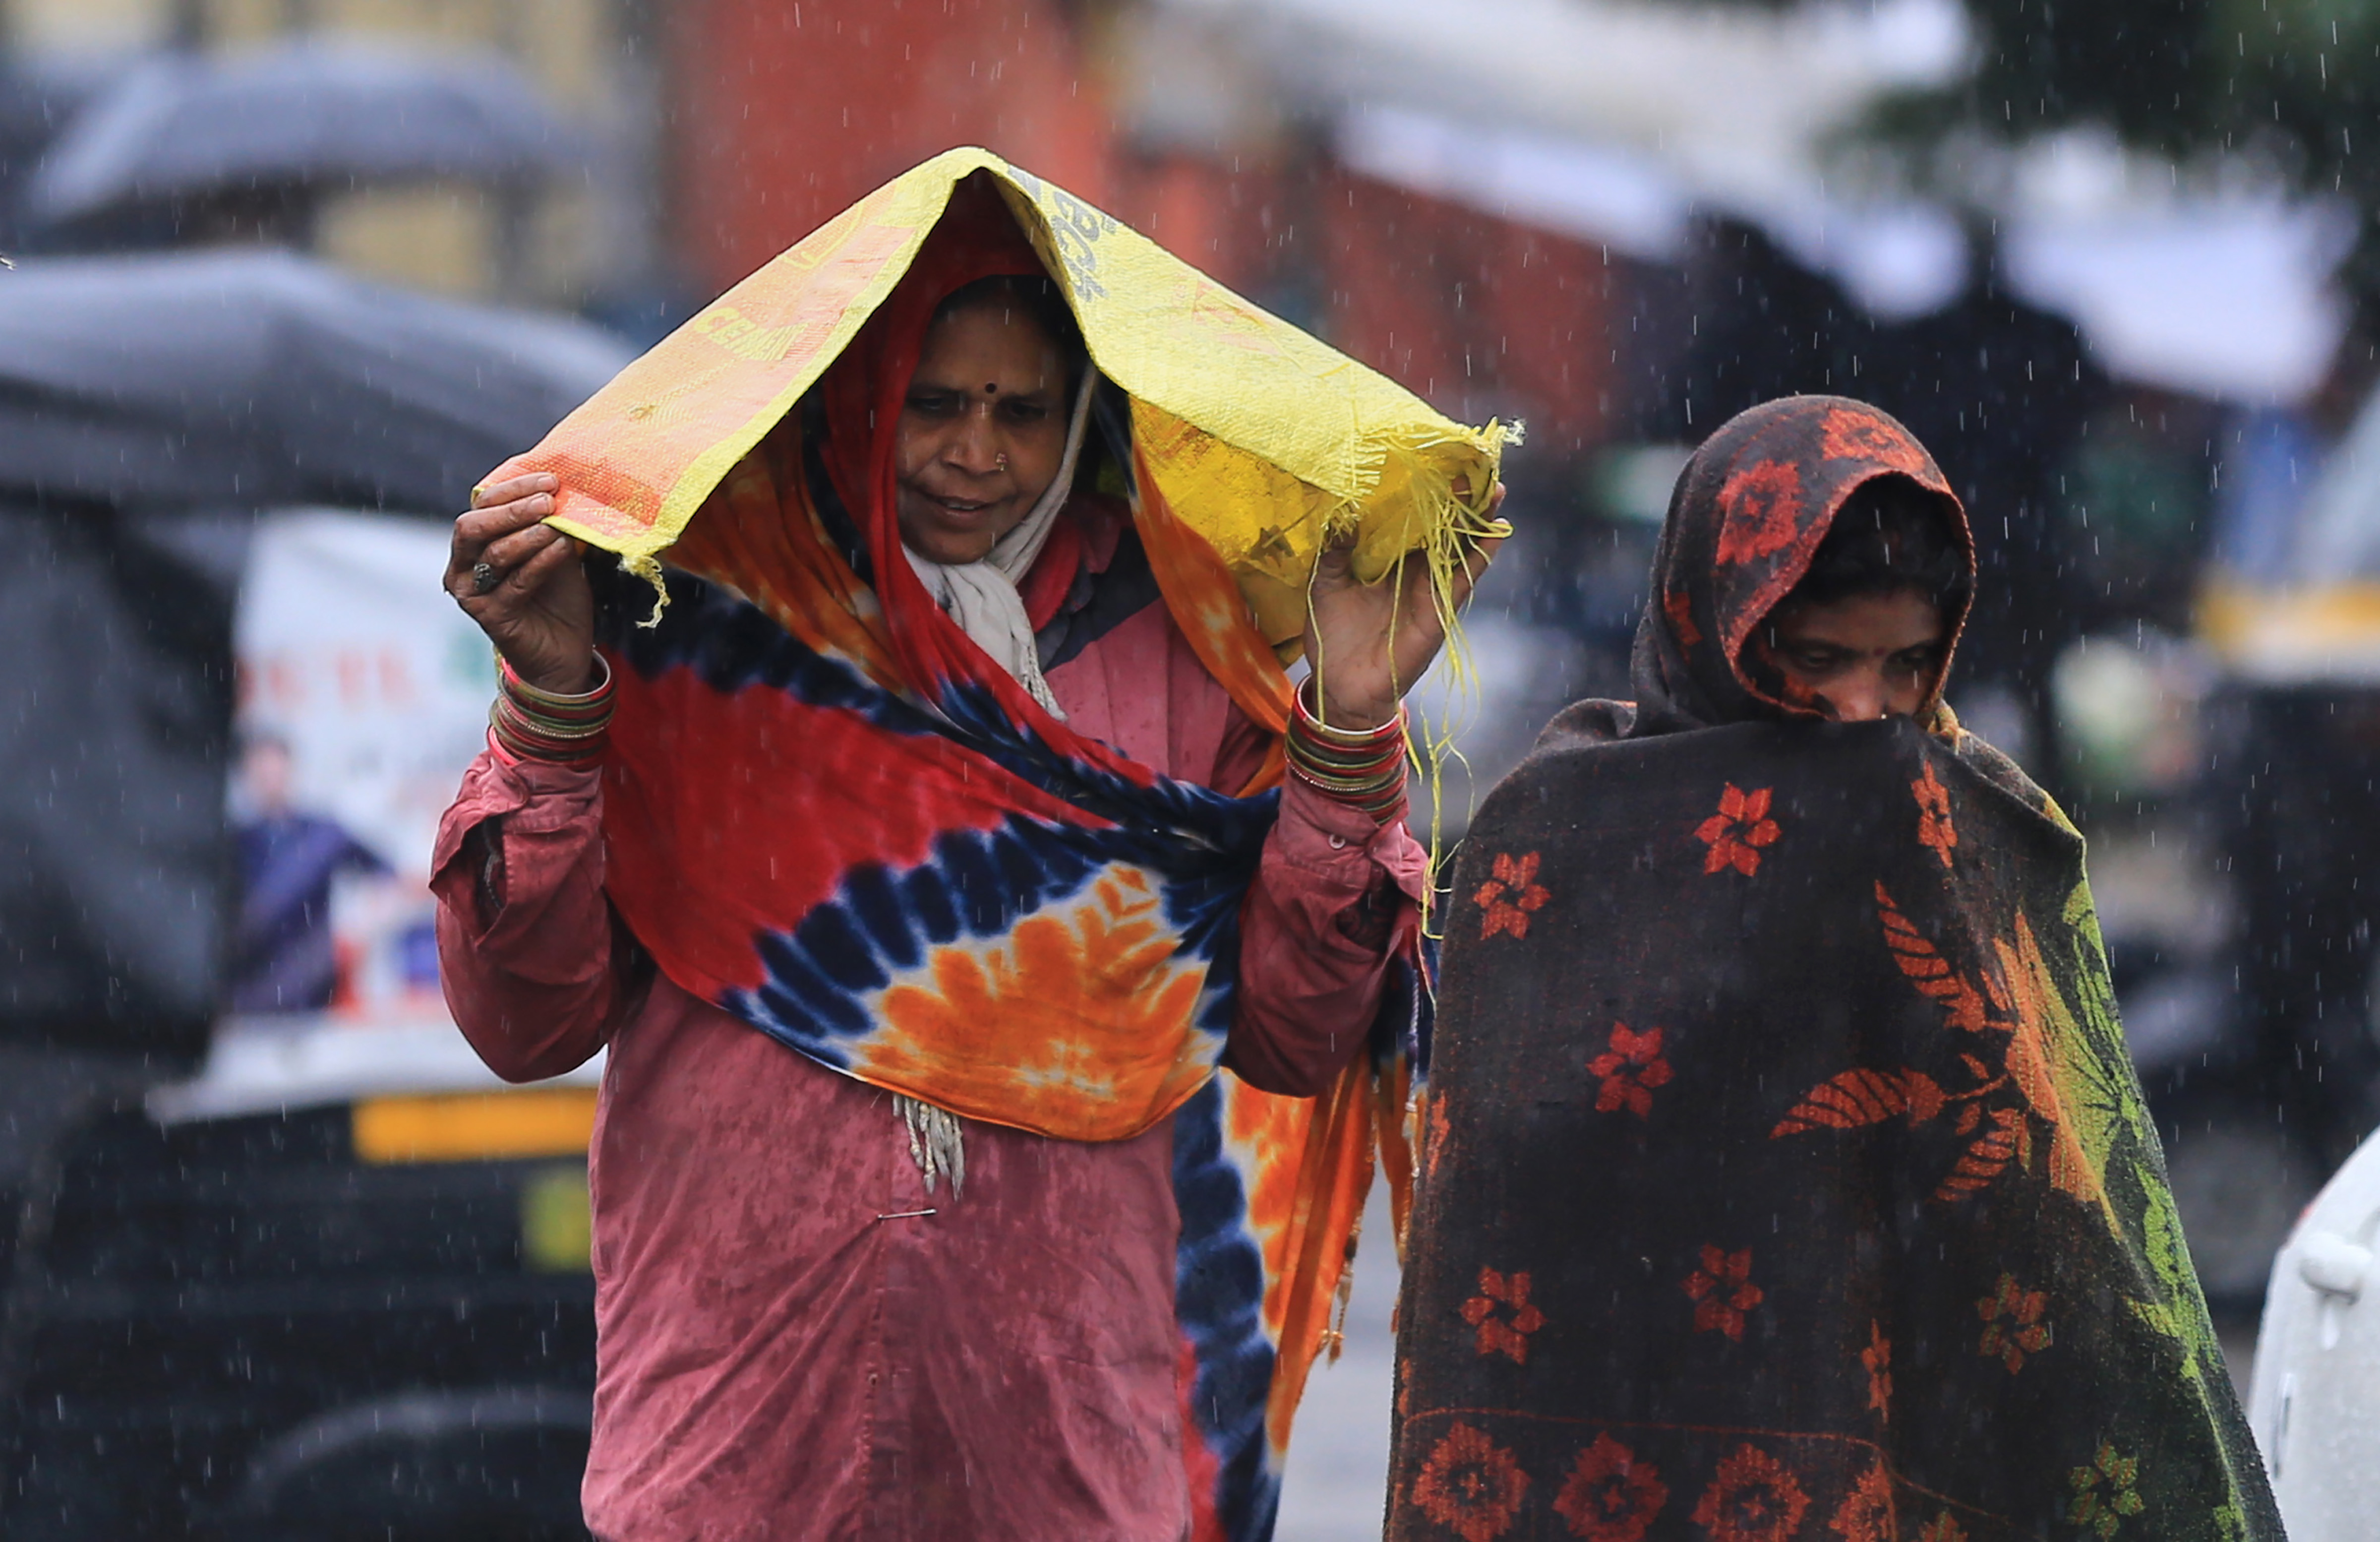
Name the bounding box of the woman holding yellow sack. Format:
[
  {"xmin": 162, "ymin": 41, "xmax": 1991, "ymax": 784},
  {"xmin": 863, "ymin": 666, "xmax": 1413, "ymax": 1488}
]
[{"xmin": 434, "ymin": 161, "xmax": 1503, "ymax": 1540}]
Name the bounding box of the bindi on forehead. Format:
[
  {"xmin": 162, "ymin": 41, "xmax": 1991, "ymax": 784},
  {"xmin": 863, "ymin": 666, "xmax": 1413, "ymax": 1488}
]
[{"xmin": 976, "ymin": 375, "xmax": 1058, "ymax": 399}]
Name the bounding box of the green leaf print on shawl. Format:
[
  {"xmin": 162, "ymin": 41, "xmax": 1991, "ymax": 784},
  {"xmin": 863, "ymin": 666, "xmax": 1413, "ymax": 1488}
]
[{"xmin": 2055, "ymin": 873, "xmax": 2264, "ymax": 1533}]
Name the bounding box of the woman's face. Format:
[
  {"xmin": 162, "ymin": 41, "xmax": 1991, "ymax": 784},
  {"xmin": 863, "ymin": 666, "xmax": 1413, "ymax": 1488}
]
[
  {"xmin": 1759, "ymin": 587, "xmax": 1947, "ymax": 721},
  {"xmin": 894, "ymin": 302, "xmax": 1071, "ymax": 564}
]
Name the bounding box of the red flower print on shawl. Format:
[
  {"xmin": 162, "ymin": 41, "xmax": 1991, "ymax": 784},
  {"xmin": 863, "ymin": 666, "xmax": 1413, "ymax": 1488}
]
[
  {"xmin": 1714, "ymin": 460, "xmax": 1805, "ymax": 566},
  {"xmin": 1916, "ymin": 1516, "xmax": 1970, "ymax": 1542},
  {"xmin": 1977, "ymin": 1273, "xmax": 2053, "ymax": 1371},
  {"xmin": 1828, "ymin": 1462, "xmax": 1896, "ymax": 1542},
  {"xmin": 1861, "ymin": 1320, "xmax": 1892, "ymax": 1419},
  {"xmin": 1820, "ymin": 405, "xmax": 1935, "ymax": 479},
  {"xmin": 1689, "ymin": 1443, "xmax": 1810, "ymax": 1542},
  {"xmin": 1588, "ymin": 1023, "xmax": 1674, "ymax": 1117},
  {"xmin": 1697, "ymin": 785, "xmax": 1781, "ymax": 876},
  {"xmin": 1554, "ymin": 1433, "xmax": 1668, "ymax": 1542},
  {"xmin": 1412, "ymin": 1422, "xmax": 1531, "ymax": 1542},
  {"xmin": 1462, "ymin": 1267, "xmax": 1548, "ymax": 1363},
  {"xmin": 1683, "ymin": 1245, "xmax": 1764, "ymax": 1340},
  {"xmin": 1476, "ymin": 851, "xmax": 1551, "ymax": 940},
  {"xmin": 1913, "ymin": 760, "xmax": 1957, "ymax": 868}
]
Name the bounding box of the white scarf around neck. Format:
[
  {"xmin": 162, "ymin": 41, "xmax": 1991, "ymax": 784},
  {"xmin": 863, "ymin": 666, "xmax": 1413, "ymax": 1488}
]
[{"xmin": 901, "ymin": 369, "xmax": 1096, "ymax": 720}]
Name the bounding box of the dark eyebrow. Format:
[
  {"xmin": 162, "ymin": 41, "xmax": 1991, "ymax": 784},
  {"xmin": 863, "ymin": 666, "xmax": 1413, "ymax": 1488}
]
[{"xmin": 907, "ymin": 375, "xmax": 1059, "ymax": 404}]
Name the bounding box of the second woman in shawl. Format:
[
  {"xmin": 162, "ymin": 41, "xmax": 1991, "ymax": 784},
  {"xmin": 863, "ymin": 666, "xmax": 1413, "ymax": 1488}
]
[{"xmin": 1386, "ymin": 397, "xmax": 2277, "ymax": 1542}]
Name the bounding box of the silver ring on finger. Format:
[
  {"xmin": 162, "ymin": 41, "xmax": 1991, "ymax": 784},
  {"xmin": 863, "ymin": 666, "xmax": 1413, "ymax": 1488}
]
[{"xmin": 471, "ymin": 561, "xmax": 500, "ymax": 595}]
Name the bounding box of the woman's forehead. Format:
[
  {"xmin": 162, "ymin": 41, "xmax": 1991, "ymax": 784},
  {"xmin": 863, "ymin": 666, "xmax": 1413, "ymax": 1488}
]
[
  {"xmin": 1770, "ymin": 588, "xmax": 1946, "ymax": 642},
  {"xmin": 915, "ymin": 306, "xmax": 1064, "ymax": 386},
  {"xmin": 926, "ymin": 299, "xmax": 1060, "ymax": 344}
]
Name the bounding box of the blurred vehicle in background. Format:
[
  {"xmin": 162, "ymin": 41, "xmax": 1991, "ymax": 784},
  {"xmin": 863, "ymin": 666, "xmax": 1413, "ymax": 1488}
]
[
  {"xmin": 0, "ymin": 248, "xmax": 626, "ymax": 1052},
  {"xmin": 0, "ymin": 249, "xmax": 628, "ymax": 1538},
  {"xmin": 22, "ymin": 1018, "xmax": 601, "ymax": 1541},
  {"xmin": 2250, "ymin": 1121, "xmax": 2380, "ymax": 1539},
  {"xmin": 1916, "ymin": 363, "xmax": 2380, "ymax": 1317},
  {"xmin": 2080, "ymin": 345, "xmax": 2380, "ymax": 1314}
]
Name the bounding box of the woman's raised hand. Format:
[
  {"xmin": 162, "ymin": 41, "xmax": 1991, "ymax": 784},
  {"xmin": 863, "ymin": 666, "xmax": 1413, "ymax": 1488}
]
[
  {"xmin": 446, "ymin": 473, "xmax": 597, "ymax": 694},
  {"xmin": 1302, "ymin": 482, "xmax": 1505, "ymax": 729}
]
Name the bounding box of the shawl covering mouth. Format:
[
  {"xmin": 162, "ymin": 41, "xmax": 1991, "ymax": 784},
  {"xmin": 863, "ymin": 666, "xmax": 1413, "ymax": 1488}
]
[
  {"xmin": 505, "ymin": 173, "xmax": 1438, "ymax": 1542},
  {"xmin": 1387, "ymin": 397, "xmax": 2279, "ymax": 1542}
]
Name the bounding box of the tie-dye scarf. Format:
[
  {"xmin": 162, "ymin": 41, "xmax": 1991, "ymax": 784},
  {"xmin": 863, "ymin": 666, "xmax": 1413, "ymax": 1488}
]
[
  {"xmin": 587, "ymin": 186, "xmax": 1410, "ymax": 1542},
  {"xmin": 1387, "ymin": 398, "xmax": 2279, "ymax": 1542}
]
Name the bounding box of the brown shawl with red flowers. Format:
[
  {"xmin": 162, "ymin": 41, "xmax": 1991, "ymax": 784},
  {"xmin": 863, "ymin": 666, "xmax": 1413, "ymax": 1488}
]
[{"xmin": 1386, "ymin": 398, "xmax": 2277, "ymax": 1542}]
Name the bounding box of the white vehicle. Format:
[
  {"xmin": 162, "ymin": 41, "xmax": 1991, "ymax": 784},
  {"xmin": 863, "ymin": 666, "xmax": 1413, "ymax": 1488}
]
[{"xmin": 2249, "ymin": 1125, "xmax": 2380, "ymax": 1536}]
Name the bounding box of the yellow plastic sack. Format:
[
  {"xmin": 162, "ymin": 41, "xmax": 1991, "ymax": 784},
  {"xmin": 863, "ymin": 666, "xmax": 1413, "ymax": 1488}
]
[{"xmin": 490, "ymin": 146, "xmax": 1511, "ymax": 649}]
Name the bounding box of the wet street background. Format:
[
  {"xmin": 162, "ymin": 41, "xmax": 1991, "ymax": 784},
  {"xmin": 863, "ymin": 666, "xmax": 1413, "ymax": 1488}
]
[{"xmin": 1276, "ymin": 1190, "xmax": 1402, "ymax": 1542}]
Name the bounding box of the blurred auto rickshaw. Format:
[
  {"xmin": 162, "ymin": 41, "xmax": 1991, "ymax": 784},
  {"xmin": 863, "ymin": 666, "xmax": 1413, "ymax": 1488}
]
[{"xmin": 0, "ymin": 249, "xmax": 625, "ymax": 1539}]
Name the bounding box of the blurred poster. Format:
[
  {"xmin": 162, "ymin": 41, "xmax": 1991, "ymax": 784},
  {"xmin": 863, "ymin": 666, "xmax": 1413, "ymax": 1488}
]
[{"xmin": 230, "ymin": 510, "xmax": 491, "ymax": 1022}]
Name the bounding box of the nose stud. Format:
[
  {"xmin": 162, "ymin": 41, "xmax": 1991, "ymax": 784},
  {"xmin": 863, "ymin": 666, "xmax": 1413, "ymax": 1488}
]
[{"xmin": 996, "ymin": 453, "xmax": 1009, "ymax": 471}]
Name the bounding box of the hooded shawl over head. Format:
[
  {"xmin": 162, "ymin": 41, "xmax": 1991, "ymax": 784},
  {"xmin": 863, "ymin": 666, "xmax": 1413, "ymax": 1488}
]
[
  {"xmin": 1629, "ymin": 395, "xmax": 1968, "ymax": 736},
  {"xmin": 1386, "ymin": 397, "xmax": 2278, "ymax": 1542}
]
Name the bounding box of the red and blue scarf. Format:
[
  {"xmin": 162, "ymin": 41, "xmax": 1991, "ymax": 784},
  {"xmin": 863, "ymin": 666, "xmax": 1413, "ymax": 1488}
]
[{"xmin": 586, "ymin": 186, "xmax": 1411, "ymax": 1541}]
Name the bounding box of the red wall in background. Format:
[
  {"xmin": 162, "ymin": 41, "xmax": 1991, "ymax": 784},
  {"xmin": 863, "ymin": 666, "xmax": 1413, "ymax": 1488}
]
[
  {"xmin": 1100, "ymin": 152, "xmax": 1288, "ymax": 299},
  {"xmin": 669, "ymin": 0, "xmax": 1113, "ymax": 295},
  {"xmin": 668, "ymin": 1, "xmax": 1615, "ymax": 456},
  {"xmin": 1323, "ymin": 173, "xmax": 1616, "ymax": 455}
]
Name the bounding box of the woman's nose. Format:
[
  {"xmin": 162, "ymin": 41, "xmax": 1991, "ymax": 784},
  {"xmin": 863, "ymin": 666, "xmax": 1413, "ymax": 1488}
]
[
  {"xmin": 1821, "ymin": 669, "xmax": 1890, "ymax": 722},
  {"xmin": 944, "ymin": 404, "xmax": 1002, "ymax": 472}
]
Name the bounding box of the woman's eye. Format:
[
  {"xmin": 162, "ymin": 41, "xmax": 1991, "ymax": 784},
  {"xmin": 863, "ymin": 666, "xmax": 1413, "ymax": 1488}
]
[
  {"xmin": 1000, "ymin": 400, "xmax": 1049, "ymax": 423},
  {"xmin": 905, "ymin": 392, "xmax": 960, "ymax": 418}
]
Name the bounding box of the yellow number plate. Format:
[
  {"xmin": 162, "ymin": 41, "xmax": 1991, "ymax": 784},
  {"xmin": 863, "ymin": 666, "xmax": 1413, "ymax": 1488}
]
[{"xmin": 352, "ymin": 1088, "xmax": 597, "ymax": 1164}]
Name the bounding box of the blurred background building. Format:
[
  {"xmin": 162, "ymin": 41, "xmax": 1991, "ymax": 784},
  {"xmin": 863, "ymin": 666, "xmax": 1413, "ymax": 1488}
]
[{"xmin": 6, "ymin": 0, "xmax": 2380, "ymax": 1536}]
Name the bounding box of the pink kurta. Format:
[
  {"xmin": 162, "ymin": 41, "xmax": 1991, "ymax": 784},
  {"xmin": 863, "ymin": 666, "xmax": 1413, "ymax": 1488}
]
[{"xmin": 432, "ymin": 544, "xmax": 1424, "ymax": 1540}]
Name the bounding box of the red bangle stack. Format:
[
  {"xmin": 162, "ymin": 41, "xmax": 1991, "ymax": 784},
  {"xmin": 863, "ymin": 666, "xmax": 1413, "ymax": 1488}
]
[
  {"xmin": 1286, "ymin": 680, "xmax": 1408, "ymax": 824},
  {"xmin": 490, "ymin": 653, "xmax": 614, "ymax": 764}
]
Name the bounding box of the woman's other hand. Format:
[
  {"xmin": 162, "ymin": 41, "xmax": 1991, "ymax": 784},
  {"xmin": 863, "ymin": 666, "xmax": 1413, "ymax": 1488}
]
[
  {"xmin": 446, "ymin": 473, "xmax": 596, "ymax": 694},
  {"xmin": 1302, "ymin": 482, "xmax": 1505, "ymax": 729}
]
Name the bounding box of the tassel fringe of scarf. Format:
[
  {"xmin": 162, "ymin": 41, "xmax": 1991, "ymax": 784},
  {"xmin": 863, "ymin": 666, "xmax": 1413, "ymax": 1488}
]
[{"xmin": 895, "ymin": 1094, "xmax": 965, "ymax": 1197}]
